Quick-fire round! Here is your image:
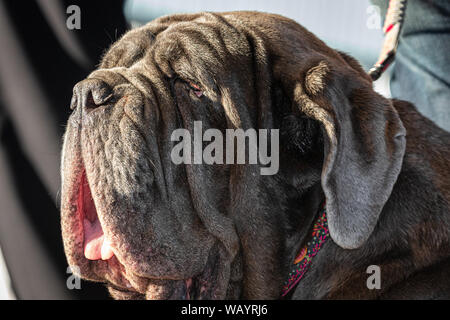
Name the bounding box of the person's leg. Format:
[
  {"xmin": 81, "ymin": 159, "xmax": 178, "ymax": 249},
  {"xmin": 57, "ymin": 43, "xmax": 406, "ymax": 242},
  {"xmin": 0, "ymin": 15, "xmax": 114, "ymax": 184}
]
[{"xmin": 374, "ymin": 0, "xmax": 450, "ymax": 131}]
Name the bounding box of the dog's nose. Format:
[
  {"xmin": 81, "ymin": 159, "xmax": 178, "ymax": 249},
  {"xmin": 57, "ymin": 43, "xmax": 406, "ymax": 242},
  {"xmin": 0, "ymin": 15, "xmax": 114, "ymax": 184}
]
[{"xmin": 70, "ymin": 79, "xmax": 113, "ymax": 113}]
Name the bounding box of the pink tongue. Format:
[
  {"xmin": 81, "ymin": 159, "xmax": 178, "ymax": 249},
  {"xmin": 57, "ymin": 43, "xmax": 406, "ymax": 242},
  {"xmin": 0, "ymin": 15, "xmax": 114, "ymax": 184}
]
[
  {"xmin": 83, "ymin": 218, "xmax": 114, "ymax": 260},
  {"xmin": 80, "ymin": 171, "xmax": 114, "ymax": 261}
]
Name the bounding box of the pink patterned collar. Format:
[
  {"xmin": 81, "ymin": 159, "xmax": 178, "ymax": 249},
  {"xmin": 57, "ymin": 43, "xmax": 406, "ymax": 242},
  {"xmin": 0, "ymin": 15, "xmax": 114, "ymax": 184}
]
[{"xmin": 281, "ymin": 203, "xmax": 330, "ymax": 297}]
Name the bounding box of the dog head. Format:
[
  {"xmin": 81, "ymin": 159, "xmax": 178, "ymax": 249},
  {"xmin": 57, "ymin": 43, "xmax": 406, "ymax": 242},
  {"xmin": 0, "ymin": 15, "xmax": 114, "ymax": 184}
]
[{"xmin": 61, "ymin": 11, "xmax": 405, "ymax": 299}]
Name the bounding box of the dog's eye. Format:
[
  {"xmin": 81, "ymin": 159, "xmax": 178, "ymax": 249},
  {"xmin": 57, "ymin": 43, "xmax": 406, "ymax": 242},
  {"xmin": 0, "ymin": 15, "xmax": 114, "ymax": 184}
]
[{"xmin": 188, "ymin": 81, "xmax": 204, "ymax": 98}]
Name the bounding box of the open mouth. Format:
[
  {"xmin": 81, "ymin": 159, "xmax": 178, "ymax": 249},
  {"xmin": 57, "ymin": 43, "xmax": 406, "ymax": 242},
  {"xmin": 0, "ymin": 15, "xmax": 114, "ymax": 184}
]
[
  {"xmin": 78, "ymin": 170, "xmax": 114, "ymax": 261},
  {"xmin": 74, "ymin": 168, "xmax": 222, "ymax": 299}
]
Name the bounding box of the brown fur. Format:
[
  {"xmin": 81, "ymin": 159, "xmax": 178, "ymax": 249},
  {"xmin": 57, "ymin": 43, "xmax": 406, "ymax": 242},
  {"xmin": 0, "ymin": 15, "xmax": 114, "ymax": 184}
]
[{"xmin": 61, "ymin": 11, "xmax": 450, "ymax": 299}]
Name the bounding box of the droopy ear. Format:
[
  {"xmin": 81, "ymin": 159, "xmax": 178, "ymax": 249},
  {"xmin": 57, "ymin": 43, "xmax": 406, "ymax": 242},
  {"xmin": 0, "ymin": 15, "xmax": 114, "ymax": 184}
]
[{"xmin": 295, "ymin": 60, "xmax": 406, "ymax": 249}]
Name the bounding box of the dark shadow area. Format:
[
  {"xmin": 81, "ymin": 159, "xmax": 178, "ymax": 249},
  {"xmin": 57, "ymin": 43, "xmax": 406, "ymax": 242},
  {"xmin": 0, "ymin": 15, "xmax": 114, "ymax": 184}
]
[{"xmin": 0, "ymin": 0, "xmax": 128, "ymax": 299}]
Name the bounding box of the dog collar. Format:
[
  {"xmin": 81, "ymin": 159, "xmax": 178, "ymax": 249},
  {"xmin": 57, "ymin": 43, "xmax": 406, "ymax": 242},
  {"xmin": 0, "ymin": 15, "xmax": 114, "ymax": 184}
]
[{"xmin": 281, "ymin": 203, "xmax": 329, "ymax": 297}]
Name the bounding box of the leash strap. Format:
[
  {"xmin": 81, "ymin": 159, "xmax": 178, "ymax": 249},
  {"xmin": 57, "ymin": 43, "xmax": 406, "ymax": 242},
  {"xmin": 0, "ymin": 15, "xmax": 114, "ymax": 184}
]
[
  {"xmin": 368, "ymin": 0, "xmax": 408, "ymax": 81},
  {"xmin": 281, "ymin": 204, "xmax": 329, "ymax": 297}
]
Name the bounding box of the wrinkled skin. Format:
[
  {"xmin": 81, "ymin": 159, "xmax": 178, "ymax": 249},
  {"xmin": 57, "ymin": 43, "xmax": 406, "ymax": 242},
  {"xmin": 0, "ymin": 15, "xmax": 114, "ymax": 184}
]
[{"xmin": 61, "ymin": 12, "xmax": 450, "ymax": 300}]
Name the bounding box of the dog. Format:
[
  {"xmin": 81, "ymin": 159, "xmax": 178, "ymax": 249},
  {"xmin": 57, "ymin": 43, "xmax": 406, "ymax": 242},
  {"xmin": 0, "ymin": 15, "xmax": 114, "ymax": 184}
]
[{"xmin": 60, "ymin": 11, "xmax": 450, "ymax": 299}]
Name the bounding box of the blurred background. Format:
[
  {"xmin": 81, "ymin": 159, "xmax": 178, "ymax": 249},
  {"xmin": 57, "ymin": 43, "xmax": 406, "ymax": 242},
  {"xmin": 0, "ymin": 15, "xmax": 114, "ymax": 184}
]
[{"xmin": 0, "ymin": 0, "xmax": 388, "ymax": 299}]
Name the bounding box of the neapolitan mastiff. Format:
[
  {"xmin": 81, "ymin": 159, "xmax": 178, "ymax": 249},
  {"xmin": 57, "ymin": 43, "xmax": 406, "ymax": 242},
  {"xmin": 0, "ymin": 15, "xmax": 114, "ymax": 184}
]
[{"xmin": 61, "ymin": 11, "xmax": 450, "ymax": 299}]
